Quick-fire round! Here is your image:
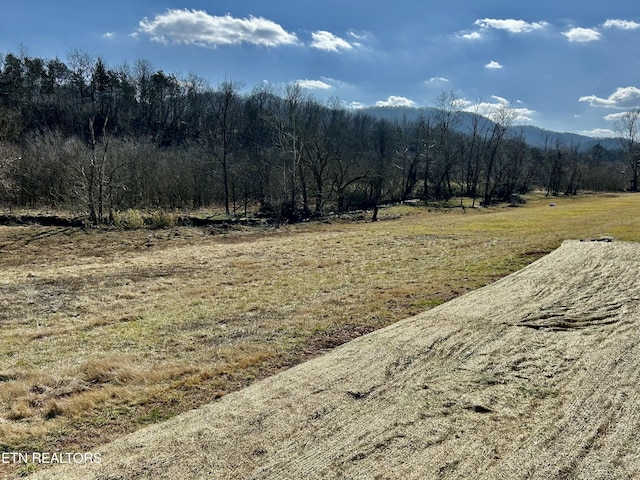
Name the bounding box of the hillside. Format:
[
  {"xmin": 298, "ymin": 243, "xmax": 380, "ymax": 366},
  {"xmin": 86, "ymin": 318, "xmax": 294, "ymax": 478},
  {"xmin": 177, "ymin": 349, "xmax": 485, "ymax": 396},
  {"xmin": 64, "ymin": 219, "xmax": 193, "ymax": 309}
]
[
  {"xmin": 364, "ymin": 106, "xmax": 620, "ymax": 150},
  {"xmin": 30, "ymin": 239, "xmax": 640, "ymax": 479}
]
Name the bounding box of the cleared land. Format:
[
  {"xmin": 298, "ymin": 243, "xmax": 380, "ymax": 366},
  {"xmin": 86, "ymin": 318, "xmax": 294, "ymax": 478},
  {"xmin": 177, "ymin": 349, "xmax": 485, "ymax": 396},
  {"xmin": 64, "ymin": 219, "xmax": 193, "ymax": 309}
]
[
  {"xmin": 1, "ymin": 193, "xmax": 640, "ymax": 478},
  {"xmin": 29, "ymin": 237, "xmax": 640, "ymax": 479}
]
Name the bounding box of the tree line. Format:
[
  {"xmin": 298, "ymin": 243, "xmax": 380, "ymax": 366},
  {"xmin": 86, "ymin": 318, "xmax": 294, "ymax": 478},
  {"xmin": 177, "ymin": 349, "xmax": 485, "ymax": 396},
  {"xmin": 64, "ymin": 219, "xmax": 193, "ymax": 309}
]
[{"xmin": 0, "ymin": 50, "xmax": 636, "ymax": 224}]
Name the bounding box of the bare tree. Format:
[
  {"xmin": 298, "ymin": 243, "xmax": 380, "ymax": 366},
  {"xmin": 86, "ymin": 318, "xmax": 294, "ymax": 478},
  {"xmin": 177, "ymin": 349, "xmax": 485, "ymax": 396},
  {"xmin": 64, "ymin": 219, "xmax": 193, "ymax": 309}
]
[
  {"xmin": 465, "ymin": 103, "xmax": 492, "ymax": 206},
  {"xmin": 371, "ymin": 118, "xmax": 397, "ymax": 221},
  {"xmin": 270, "ymin": 83, "xmax": 309, "ymax": 221},
  {"xmin": 0, "ymin": 105, "xmax": 24, "ymax": 143},
  {"xmin": 564, "ymin": 144, "xmax": 582, "ymax": 195},
  {"xmin": 241, "ymin": 85, "xmax": 280, "ymax": 214},
  {"xmin": 66, "ymin": 49, "xmax": 95, "ymax": 133},
  {"xmin": 613, "ymin": 109, "xmax": 640, "ymax": 192},
  {"xmin": 480, "ymin": 104, "xmax": 516, "ymax": 205},
  {"xmin": 208, "ymin": 80, "xmax": 243, "ymax": 215},
  {"xmin": 82, "ymin": 116, "xmax": 109, "ymax": 223},
  {"xmin": 541, "ymin": 133, "xmax": 568, "ymax": 197},
  {"xmin": 432, "ymin": 92, "xmax": 463, "ymax": 200},
  {"xmin": 330, "ymin": 111, "xmax": 372, "ymax": 212},
  {"xmin": 293, "ymin": 97, "xmax": 361, "ymax": 215},
  {"xmin": 397, "ymin": 114, "xmax": 431, "ymax": 202},
  {"xmin": 0, "ymin": 142, "xmax": 19, "ymax": 206}
]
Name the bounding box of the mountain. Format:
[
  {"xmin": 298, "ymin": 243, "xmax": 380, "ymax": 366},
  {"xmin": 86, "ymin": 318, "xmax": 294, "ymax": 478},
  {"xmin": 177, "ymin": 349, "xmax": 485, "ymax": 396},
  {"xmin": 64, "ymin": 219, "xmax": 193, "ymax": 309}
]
[
  {"xmin": 510, "ymin": 124, "xmax": 620, "ymax": 151},
  {"xmin": 361, "ymin": 106, "xmax": 620, "ymax": 151}
]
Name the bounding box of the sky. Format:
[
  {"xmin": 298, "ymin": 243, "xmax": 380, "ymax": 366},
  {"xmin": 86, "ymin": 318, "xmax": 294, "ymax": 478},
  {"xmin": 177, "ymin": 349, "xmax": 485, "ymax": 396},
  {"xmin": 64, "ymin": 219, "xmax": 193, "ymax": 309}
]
[{"xmin": 2, "ymin": 1, "xmax": 640, "ymax": 137}]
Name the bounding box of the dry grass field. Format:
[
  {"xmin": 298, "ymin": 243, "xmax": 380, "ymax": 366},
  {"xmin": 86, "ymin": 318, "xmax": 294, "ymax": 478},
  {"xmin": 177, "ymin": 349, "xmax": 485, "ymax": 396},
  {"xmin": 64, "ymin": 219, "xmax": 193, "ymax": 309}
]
[
  {"xmin": 32, "ymin": 238, "xmax": 640, "ymax": 480},
  {"xmin": 1, "ymin": 193, "xmax": 640, "ymax": 478}
]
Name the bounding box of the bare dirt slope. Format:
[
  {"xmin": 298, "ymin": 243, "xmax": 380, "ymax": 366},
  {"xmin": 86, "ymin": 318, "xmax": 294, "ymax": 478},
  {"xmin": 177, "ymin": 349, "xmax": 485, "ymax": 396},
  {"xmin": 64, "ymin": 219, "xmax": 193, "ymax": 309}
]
[{"xmin": 31, "ymin": 240, "xmax": 640, "ymax": 480}]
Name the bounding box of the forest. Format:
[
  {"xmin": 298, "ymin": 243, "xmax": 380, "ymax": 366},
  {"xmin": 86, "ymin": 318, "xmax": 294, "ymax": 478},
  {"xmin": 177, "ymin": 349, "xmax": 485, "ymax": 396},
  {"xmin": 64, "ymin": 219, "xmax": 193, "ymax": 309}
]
[{"xmin": 0, "ymin": 49, "xmax": 637, "ymax": 224}]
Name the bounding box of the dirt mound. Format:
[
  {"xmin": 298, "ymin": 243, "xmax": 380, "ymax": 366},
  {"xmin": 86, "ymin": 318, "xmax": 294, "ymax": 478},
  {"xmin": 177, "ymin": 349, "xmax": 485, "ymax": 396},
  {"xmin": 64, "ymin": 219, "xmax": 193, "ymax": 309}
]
[
  {"xmin": 0, "ymin": 214, "xmax": 85, "ymax": 227},
  {"xmin": 30, "ymin": 240, "xmax": 640, "ymax": 479}
]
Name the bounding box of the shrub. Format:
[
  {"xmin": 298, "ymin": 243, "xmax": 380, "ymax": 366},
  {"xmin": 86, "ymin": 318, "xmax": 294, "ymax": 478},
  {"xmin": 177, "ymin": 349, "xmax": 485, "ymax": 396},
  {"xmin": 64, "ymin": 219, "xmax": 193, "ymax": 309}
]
[
  {"xmin": 150, "ymin": 210, "xmax": 177, "ymax": 229},
  {"xmin": 113, "ymin": 209, "xmax": 145, "ymax": 229}
]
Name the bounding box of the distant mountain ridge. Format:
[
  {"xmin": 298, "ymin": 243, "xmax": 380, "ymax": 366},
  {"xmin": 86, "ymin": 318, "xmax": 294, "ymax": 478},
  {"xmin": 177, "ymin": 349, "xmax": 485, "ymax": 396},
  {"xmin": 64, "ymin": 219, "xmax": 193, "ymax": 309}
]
[{"xmin": 361, "ymin": 106, "xmax": 620, "ymax": 151}]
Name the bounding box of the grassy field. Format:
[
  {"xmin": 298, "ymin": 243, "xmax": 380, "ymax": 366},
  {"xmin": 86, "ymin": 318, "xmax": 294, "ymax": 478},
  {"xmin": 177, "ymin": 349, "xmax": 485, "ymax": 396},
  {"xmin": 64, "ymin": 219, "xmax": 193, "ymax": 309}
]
[{"xmin": 1, "ymin": 193, "xmax": 639, "ymax": 477}]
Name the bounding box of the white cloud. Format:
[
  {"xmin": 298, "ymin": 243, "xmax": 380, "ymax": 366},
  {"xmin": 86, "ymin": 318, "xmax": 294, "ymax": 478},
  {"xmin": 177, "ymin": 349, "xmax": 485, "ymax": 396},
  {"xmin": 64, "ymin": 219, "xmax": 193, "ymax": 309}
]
[
  {"xmin": 604, "ymin": 112, "xmax": 632, "ymax": 121},
  {"xmin": 603, "ymin": 19, "xmax": 640, "ymax": 30},
  {"xmin": 102, "ymin": 32, "xmax": 115, "ymax": 39},
  {"xmin": 491, "ymin": 95, "xmax": 509, "ymax": 104},
  {"xmin": 460, "ymin": 18, "xmax": 548, "ymax": 42},
  {"xmin": 296, "ymin": 79, "xmax": 332, "ymax": 90},
  {"xmin": 347, "ymin": 31, "xmax": 367, "ymax": 40},
  {"xmin": 345, "ymin": 30, "xmax": 369, "ymax": 48},
  {"xmin": 475, "ymin": 18, "xmax": 549, "ymax": 33},
  {"xmin": 461, "ymin": 96, "xmax": 535, "ymax": 123},
  {"xmin": 138, "ymin": 9, "xmax": 298, "ymax": 48},
  {"xmin": 426, "ymin": 77, "xmax": 450, "ymax": 86},
  {"xmin": 577, "ymin": 128, "xmax": 616, "ymax": 138},
  {"xmin": 562, "ymin": 27, "xmax": 602, "ymax": 43},
  {"xmin": 517, "ymin": 111, "xmax": 535, "ymax": 123},
  {"xmin": 375, "ymin": 96, "xmax": 417, "ymax": 108},
  {"xmin": 311, "ymin": 31, "xmax": 354, "ymax": 52},
  {"xmin": 485, "ymin": 61, "xmax": 503, "ymax": 70},
  {"xmin": 457, "ymin": 31, "xmax": 483, "ymax": 41},
  {"xmin": 348, "ymin": 101, "xmax": 367, "ymax": 110},
  {"xmin": 579, "ymin": 86, "xmax": 640, "ymax": 108}
]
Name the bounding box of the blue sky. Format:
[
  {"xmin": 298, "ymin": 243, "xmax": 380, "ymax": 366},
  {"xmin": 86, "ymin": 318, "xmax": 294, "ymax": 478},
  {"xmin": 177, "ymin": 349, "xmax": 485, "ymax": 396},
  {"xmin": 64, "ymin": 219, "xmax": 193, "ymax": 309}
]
[{"xmin": 2, "ymin": 1, "xmax": 640, "ymax": 137}]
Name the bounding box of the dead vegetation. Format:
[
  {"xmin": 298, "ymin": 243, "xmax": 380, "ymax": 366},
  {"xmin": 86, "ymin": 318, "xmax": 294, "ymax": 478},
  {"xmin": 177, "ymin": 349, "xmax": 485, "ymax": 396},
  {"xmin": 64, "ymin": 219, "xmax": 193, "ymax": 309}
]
[
  {"xmin": 1, "ymin": 193, "xmax": 640, "ymax": 478},
  {"xmin": 27, "ymin": 239, "xmax": 640, "ymax": 480}
]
